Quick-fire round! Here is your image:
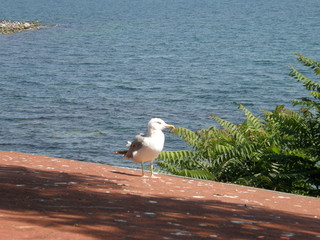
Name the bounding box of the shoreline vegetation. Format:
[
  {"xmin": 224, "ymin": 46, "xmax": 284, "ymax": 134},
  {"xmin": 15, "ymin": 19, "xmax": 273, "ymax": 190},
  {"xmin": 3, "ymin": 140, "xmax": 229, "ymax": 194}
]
[
  {"xmin": 0, "ymin": 20, "xmax": 42, "ymax": 34},
  {"xmin": 158, "ymin": 54, "xmax": 320, "ymax": 197}
]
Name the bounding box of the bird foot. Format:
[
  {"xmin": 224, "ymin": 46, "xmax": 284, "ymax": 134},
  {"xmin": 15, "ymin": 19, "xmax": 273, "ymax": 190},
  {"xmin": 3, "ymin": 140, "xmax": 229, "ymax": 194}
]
[{"xmin": 150, "ymin": 174, "xmax": 160, "ymax": 178}]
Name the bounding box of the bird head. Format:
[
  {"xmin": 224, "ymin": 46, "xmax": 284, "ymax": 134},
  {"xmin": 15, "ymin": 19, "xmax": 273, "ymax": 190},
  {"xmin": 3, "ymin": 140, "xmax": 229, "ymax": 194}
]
[{"xmin": 148, "ymin": 118, "xmax": 175, "ymax": 131}]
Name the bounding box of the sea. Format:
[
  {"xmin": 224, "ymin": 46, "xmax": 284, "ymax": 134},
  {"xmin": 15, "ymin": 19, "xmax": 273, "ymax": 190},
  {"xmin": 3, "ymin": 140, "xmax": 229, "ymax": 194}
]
[{"xmin": 0, "ymin": 0, "xmax": 319, "ymax": 168}]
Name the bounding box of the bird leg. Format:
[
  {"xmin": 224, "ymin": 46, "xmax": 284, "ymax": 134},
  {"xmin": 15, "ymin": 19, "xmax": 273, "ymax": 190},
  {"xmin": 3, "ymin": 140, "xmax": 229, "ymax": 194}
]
[
  {"xmin": 141, "ymin": 162, "xmax": 146, "ymax": 177},
  {"xmin": 150, "ymin": 162, "xmax": 159, "ymax": 178}
]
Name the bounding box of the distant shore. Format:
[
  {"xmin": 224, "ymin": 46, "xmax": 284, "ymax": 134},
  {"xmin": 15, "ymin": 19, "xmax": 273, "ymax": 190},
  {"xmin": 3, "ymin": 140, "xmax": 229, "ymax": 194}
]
[{"xmin": 0, "ymin": 20, "xmax": 42, "ymax": 34}]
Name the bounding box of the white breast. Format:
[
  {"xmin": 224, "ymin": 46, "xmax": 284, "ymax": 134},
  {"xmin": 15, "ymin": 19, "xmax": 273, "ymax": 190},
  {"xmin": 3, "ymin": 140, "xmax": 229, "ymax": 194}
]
[{"xmin": 132, "ymin": 131, "xmax": 165, "ymax": 163}]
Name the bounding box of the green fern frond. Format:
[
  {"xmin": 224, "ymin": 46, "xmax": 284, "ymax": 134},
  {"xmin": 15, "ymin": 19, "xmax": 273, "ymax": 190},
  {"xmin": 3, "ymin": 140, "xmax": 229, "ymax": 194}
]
[
  {"xmin": 267, "ymin": 112, "xmax": 305, "ymax": 136},
  {"xmin": 158, "ymin": 162, "xmax": 215, "ymax": 180},
  {"xmin": 178, "ymin": 169, "xmax": 215, "ymax": 180},
  {"xmin": 204, "ymin": 127, "xmax": 233, "ymax": 142},
  {"xmin": 251, "ymin": 174, "xmax": 273, "ymax": 187},
  {"xmin": 237, "ymin": 103, "xmax": 263, "ymax": 130},
  {"xmin": 289, "ymin": 66, "xmax": 320, "ymax": 92},
  {"xmin": 261, "ymin": 109, "xmax": 272, "ymax": 117},
  {"xmin": 157, "ymin": 158, "xmax": 215, "ymax": 180},
  {"xmin": 292, "ymin": 99, "xmax": 320, "ymax": 113},
  {"xmin": 310, "ymin": 91, "xmax": 320, "ymax": 99},
  {"xmin": 210, "ymin": 114, "xmax": 246, "ymax": 143},
  {"xmin": 170, "ymin": 127, "xmax": 201, "ymax": 149},
  {"xmin": 295, "ymin": 53, "xmax": 320, "ymax": 75},
  {"xmin": 212, "ymin": 144, "xmax": 234, "ymax": 155},
  {"xmin": 157, "ymin": 161, "xmax": 183, "ymax": 175},
  {"xmin": 281, "ymin": 107, "xmax": 304, "ymax": 120},
  {"xmin": 292, "ymin": 98, "xmax": 316, "ymax": 108},
  {"xmin": 158, "ymin": 150, "xmax": 196, "ymax": 161},
  {"xmin": 220, "ymin": 157, "xmax": 245, "ymax": 171}
]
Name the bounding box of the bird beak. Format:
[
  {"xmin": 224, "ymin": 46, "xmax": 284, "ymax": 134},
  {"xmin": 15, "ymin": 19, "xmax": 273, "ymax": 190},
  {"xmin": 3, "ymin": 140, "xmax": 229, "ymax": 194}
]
[{"xmin": 166, "ymin": 125, "xmax": 175, "ymax": 129}]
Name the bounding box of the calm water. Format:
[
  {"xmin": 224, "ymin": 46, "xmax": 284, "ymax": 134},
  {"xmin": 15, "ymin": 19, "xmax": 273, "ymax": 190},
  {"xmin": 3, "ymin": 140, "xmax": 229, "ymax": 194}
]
[{"xmin": 0, "ymin": 0, "xmax": 319, "ymax": 168}]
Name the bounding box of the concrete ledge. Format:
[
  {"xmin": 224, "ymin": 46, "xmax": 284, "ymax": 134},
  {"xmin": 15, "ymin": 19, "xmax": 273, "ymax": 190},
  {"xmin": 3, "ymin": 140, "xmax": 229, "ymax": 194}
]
[{"xmin": 0, "ymin": 151, "xmax": 319, "ymax": 239}]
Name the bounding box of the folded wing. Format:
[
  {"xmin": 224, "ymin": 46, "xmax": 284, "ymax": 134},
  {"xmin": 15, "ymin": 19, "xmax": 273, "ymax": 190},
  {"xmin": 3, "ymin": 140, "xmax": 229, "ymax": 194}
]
[{"xmin": 125, "ymin": 135, "xmax": 144, "ymax": 159}]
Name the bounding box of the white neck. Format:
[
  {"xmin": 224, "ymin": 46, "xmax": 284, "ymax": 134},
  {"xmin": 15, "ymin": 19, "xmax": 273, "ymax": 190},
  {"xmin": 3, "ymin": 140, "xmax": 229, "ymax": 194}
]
[
  {"xmin": 148, "ymin": 128, "xmax": 163, "ymax": 137},
  {"xmin": 147, "ymin": 128, "xmax": 165, "ymax": 151}
]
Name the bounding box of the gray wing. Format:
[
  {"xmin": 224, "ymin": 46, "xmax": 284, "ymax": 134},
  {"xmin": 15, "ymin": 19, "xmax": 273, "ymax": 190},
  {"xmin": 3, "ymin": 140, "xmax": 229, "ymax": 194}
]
[{"xmin": 125, "ymin": 134, "xmax": 145, "ymax": 159}]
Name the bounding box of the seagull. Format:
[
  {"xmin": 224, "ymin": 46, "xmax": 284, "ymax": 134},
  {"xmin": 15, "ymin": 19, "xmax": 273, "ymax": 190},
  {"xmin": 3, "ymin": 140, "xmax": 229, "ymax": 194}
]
[{"xmin": 115, "ymin": 118, "xmax": 175, "ymax": 177}]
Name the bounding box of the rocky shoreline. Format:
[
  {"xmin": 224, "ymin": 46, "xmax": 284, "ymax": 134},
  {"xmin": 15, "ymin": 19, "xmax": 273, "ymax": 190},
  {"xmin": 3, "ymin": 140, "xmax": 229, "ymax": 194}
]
[{"xmin": 0, "ymin": 20, "xmax": 42, "ymax": 34}]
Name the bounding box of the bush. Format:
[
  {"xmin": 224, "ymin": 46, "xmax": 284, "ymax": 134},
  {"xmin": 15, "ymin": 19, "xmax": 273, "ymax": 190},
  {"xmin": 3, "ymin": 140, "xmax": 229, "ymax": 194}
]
[{"xmin": 157, "ymin": 54, "xmax": 320, "ymax": 197}]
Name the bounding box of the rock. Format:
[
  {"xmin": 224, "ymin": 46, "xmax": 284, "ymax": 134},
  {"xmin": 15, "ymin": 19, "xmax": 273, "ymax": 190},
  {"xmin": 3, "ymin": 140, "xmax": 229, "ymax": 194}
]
[
  {"xmin": 0, "ymin": 20, "xmax": 42, "ymax": 34},
  {"xmin": 23, "ymin": 22, "xmax": 31, "ymax": 29}
]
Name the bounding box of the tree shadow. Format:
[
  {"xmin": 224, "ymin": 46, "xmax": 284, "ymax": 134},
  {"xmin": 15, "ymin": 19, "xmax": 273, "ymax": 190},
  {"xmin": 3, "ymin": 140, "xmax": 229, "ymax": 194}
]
[{"xmin": 0, "ymin": 165, "xmax": 319, "ymax": 239}]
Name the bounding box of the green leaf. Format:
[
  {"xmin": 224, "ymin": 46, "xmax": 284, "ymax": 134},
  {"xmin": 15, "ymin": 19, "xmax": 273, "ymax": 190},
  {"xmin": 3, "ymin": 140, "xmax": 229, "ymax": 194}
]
[
  {"xmin": 170, "ymin": 127, "xmax": 201, "ymax": 149},
  {"xmin": 158, "ymin": 150, "xmax": 196, "ymax": 161},
  {"xmin": 290, "ymin": 67, "xmax": 320, "ymax": 92},
  {"xmin": 210, "ymin": 114, "xmax": 246, "ymax": 143},
  {"xmin": 237, "ymin": 103, "xmax": 263, "ymax": 130}
]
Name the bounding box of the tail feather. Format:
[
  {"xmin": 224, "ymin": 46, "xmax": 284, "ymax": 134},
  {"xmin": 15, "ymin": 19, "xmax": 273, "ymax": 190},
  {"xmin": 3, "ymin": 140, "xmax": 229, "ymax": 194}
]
[{"xmin": 114, "ymin": 150, "xmax": 128, "ymax": 155}]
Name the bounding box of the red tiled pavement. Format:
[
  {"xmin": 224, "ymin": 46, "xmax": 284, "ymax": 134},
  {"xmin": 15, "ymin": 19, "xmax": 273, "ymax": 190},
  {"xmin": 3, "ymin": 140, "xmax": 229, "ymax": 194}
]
[{"xmin": 0, "ymin": 151, "xmax": 319, "ymax": 240}]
